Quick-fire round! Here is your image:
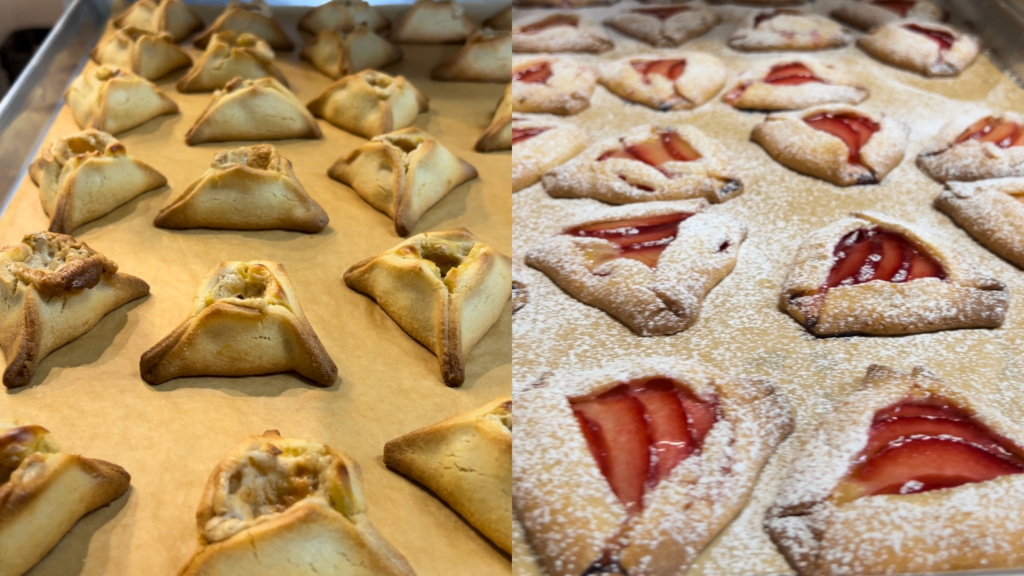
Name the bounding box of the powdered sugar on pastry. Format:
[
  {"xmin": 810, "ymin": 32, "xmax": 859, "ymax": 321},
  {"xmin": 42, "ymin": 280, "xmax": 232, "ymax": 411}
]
[{"xmin": 728, "ymin": 10, "xmax": 852, "ymax": 52}]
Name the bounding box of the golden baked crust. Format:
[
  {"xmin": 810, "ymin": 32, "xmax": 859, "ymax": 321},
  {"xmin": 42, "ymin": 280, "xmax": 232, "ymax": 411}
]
[
  {"xmin": 935, "ymin": 178, "xmax": 1024, "ymax": 270},
  {"xmin": 512, "ymin": 55, "xmax": 596, "ymax": 116},
  {"xmin": 307, "ymin": 70, "xmax": 428, "ymax": 138},
  {"xmin": 916, "ymin": 112, "xmax": 1024, "ymax": 182},
  {"xmin": 66, "ymin": 65, "xmax": 179, "ymax": 136},
  {"xmin": 475, "ymin": 84, "xmax": 511, "ymax": 152},
  {"xmin": 729, "ymin": 9, "xmax": 851, "ymax": 51},
  {"xmin": 90, "ymin": 27, "xmax": 192, "ymax": 81},
  {"xmin": 177, "ymin": 31, "xmax": 287, "ymax": 93},
  {"xmin": 384, "ymin": 396, "xmax": 512, "ymax": 553},
  {"xmin": 484, "ymin": 5, "xmax": 512, "ymax": 30},
  {"xmin": 831, "ymin": 0, "xmax": 945, "ymax": 30},
  {"xmin": 193, "ymin": 0, "xmax": 294, "ymax": 51},
  {"xmin": 513, "ymin": 12, "xmax": 613, "ymax": 54},
  {"xmin": 431, "ymin": 29, "xmax": 511, "ymax": 83},
  {"xmin": 605, "ymin": 4, "xmax": 719, "ymax": 48},
  {"xmin": 185, "ymin": 77, "xmax": 322, "ymax": 145},
  {"xmin": 300, "ymin": 26, "xmax": 402, "ymax": 80},
  {"xmin": 857, "ymin": 19, "xmax": 979, "ymax": 77},
  {"xmin": 598, "ymin": 52, "xmax": 726, "ymax": 111},
  {"xmin": 112, "ymin": 0, "xmax": 203, "ymax": 42},
  {"xmin": 297, "ymin": 0, "xmax": 390, "ymax": 35},
  {"xmin": 724, "ymin": 57, "xmax": 869, "ymax": 111},
  {"xmin": 389, "ymin": 0, "xmax": 478, "ymax": 44},
  {"xmin": 512, "ymin": 115, "xmax": 589, "ymax": 192}
]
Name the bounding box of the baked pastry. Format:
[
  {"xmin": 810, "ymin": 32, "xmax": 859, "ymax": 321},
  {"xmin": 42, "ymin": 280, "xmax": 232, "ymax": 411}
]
[
  {"xmin": 344, "ymin": 229, "xmax": 512, "ymax": 387},
  {"xmin": 185, "ymin": 77, "xmax": 322, "ymax": 145},
  {"xmin": 178, "ymin": 430, "xmax": 415, "ymax": 576},
  {"xmin": 328, "ymin": 128, "xmax": 478, "ymax": 236},
  {"xmin": 476, "ymin": 84, "xmax": 511, "ymax": 152},
  {"xmin": 544, "ymin": 124, "xmax": 743, "ymax": 204},
  {"xmin": 28, "ymin": 129, "xmax": 167, "ymax": 234},
  {"xmin": 513, "ymin": 13, "xmax": 614, "ymax": 54},
  {"xmin": 513, "ymin": 0, "xmax": 617, "ymax": 6},
  {"xmin": 0, "ymin": 421, "xmax": 131, "ymax": 576},
  {"xmin": 112, "ymin": 0, "xmax": 203, "ymax": 42},
  {"xmin": 512, "ymin": 267, "xmax": 528, "ymax": 312},
  {"xmin": 604, "ymin": 4, "xmax": 719, "ymax": 48},
  {"xmin": 384, "ymin": 396, "xmax": 511, "ymax": 553},
  {"xmin": 154, "ymin": 144, "xmax": 329, "ymax": 233},
  {"xmin": 598, "ymin": 52, "xmax": 726, "ymax": 111},
  {"xmin": 724, "ymin": 58, "xmax": 869, "ymax": 111},
  {"xmin": 780, "ymin": 211, "xmax": 1008, "ymax": 337},
  {"xmin": 177, "ymin": 31, "xmax": 287, "ymax": 92},
  {"xmin": 307, "ymin": 70, "xmax": 427, "ymax": 138},
  {"xmin": 90, "ymin": 27, "xmax": 192, "ymax": 81},
  {"xmin": 752, "ymin": 105, "xmax": 909, "ymax": 186},
  {"xmin": 389, "ymin": 0, "xmax": 478, "ymax": 44},
  {"xmin": 857, "ymin": 19, "xmax": 979, "ymax": 77},
  {"xmin": 0, "ymin": 232, "xmax": 149, "ymax": 388},
  {"xmin": 525, "ymin": 201, "xmax": 746, "ymax": 336},
  {"xmin": 140, "ymin": 261, "xmax": 337, "ymax": 385},
  {"xmin": 916, "ymin": 113, "xmax": 1024, "ymax": 182},
  {"xmin": 300, "ymin": 26, "xmax": 402, "ymax": 80},
  {"xmin": 512, "ymin": 115, "xmax": 588, "ymax": 192},
  {"xmin": 832, "ymin": 0, "xmax": 946, "ymax": 30},
  {"xmin": 707, "ymin": 0, "xmax": 808, "ymax": 4},
  {"xmin": 431, "ymin": 30, "xmax": 511, "ymax": 83},
  {"xmin": 66, "ymin": 65, "xmax": 178, "ymax": 135},
  {"xmin": 728, "ymin": 9, "xmax": 852, "ymax": 51},
  {"xmin": 515, "ymin": 358, "xmax": 793, "ymax": 576},
  {"xmin": 193, "ymin": 0, "xmax": 294, "ymax": 51},
  {"xmin": 512, "ymin": 56, "xmax": 596, "ymax": 116},
  {"xmin": 767, "ymin": 364, "xmax": 1024, "ymax": 576},
  {"xmin": 297, "ymin": 0, "xmax": 390, "ymax": 35},
  {"xmin": 935, "ymin": 178, "xmax": 1024, "ymax": 270},
  {"xmin": 484, "ymin": 5, "xmax": 512, "ymax": 30}
]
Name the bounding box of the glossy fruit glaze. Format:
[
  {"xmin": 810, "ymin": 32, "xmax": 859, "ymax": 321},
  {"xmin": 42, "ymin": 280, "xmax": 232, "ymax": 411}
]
[
  {"xmin": 954, "ymin": 116, "xmax": 1024, "ymax": 149},
  {"xmin": 513, "ymin": 62, "xmax": 552, "ymax": 84},
  {"xmin": 566, "ymin": 213, "xmax": 692, "ymax": 269},
  {"xmin": 512, "ymin": 127, "xmax": 550, "ymax": 146},
  {"xmin": 903, "ymin": 24, "xmax": 955, "ymax": 50},
  {"xmin": 598, "ymin": 131, "xmax": 701, "ymax": 172},
  {"xmin": 724, "ymin": 62, "xmax": 825, "ymax": 105},
  {"xmin": 631, "ymin": 59, "xmax": 687, "ymax": 84},
  {"xmin": 804, "ymin": 113, "xmax": 880, "ymax": 164},
  {"xmin": 825, "ymin": 228, "xmax": 944, "ymax": 290}
]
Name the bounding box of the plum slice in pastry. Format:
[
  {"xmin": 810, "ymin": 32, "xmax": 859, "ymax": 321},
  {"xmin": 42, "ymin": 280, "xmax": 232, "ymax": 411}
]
[
  {"xmin": 300, "ymin": 26, "xmax": 402, "ymax": 80},
  {"xmin": 389, "ymin": 0, "xmax": 478, "ymax": 44},
  {"xmin": 780, "ymin": 211, "xmax": 1008, "ymax": 337},
  {"xmin": 139, "ymin": 261, "xmax": 337, "ymax": 386},
  {"xmin": 475, "ymin": 84, "xmax": 511, "ymax": 152},
  {"xmin": 525, "ymin": 201, "xmax": 746, "ymax": 336},
  {"xmin": 154, "ymin": 144, "xmax": 329, "ymax": 233},
  {"xmin": 513, "ymin": 56, "xmax": 596, "ymax": 116},
  {"xmin": 307, "ymin": 69, "xmax": 428, "ymax": 138},
  {"xmin": 297, "ymin": 0, "xmax": 390, "ymax": 35},
  {"xmin": 112, "ymin": 0, "xmax": 203, "ymax": 42},
  {"xmin": 605, "ymin": 5, "xmax": 719, "ymax": 48},
  {"xmin": 0, "ymin": 232, "xmax": 150, "ymax": 388},
  {"xmin": 767, "ymin": 364, "xmax": 1024, "ymax": 576},
  {"xmin": 858, "ymin": 19, "xmax": 979, "ymax": 77},
  {"xmin": 193, "ymin": 0, "xmax": 294, "ymax": 51},
  {"xmin": 344, "ymin": 229, "xmax": 512, "ymax": 387},
  {"xmin": 178, "ymin": 430, "xmax": 415, "ymax": 576},
  {"xmin": 66, "ymin": 65, "xmax": 178, "ymax": 136},
  {"xmin": 544, "ymin": 124, "xmax": 743, "ymax": 205},
  {"xmin": 512, "ymin": 115, "xmax": 589, "ymax": 192},
  {"xmin": 90, "ymin": 27, "xmax": 192, "ymax": 81},
  {"xmin": 752, "ymin": 105, "xmax": 909, "ymax": 186},
  {"xmin": 177, "ymin": 31, "xmax": 287, "ymax": 92},
  {"xmin": 186, "ymin": 77, "xmax": 322, "ymax": 145},
  {"xmin": 328, "ymin": 128, "xmax": 478, "ymax": 236},
  {"xmin": 729, "ymin": 9, "xmax": 852, "ymax": 51},
  {"xmin": 384, "ymin": 396, "xmax": 511, "ymax": 553},
  {"xmin": 916, "ymin": 113, "xmax": 1024, "ymax": 182},
  {"xmin": 484, "ymin": 5, "xmax": 511, "ymax": 30},
  {"xmin": 724, "ymin": 58, "xmax": 868, "ymax": 111},
  {"xmin": 599, "ymin": 52, "xmax": 726, "ymax": 111},
  {"xmin": 935, "ymin": 178, "xmax": 1024, "ymax": 270},
  {"xmin": 28, "ymin": 129, "xmax": 166, "ymax": 234},
  {"xmin": 431, "ymin": 29, "xmax": 511, "ymax": 83},
  {"xmin": 0, "ymin": 421, "xmax": 131, "ymax": 576},
  {"xmin": 832, "ymin": 0, "xmax": 945, "ymax": 30},
  {"xmin": 513, "ymin": 13, "xmax": 614, "ymax": 54},
  {"xmin": 515, "ymin": 358, "xmax": 793, "ymax": 576}
]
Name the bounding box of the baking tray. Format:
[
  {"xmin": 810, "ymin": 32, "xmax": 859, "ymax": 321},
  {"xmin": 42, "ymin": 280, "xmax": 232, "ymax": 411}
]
[{"xmin": 0, "ymin": 0, "xmax": 512, "ymax": 575}]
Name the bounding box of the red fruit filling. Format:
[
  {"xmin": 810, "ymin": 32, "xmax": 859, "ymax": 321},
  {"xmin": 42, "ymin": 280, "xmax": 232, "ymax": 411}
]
[
  {"xmin": 512, "ymin": 127, "xmax": 550, "ymax": 145},
  {"xmin": 832, "ymin": 397, "xmax": 1024, "ymax": 504},
  {"xmin": 632, "ymin": 6, "xmax": 691, "ymax": 19},
  {"xmin": 825, "ymin": 228, "xmax": 945, "ymax": 290},
  {"xmin": 631, "ymin": 59, "xmax": 687, "ymax": 84},
  {"xmin": 598, "ymin": 131, "xmax": 701, "ymax": 173},
  {"xmin": 513, "ymin": 61, "xmax": 552, "ymax": 84},
  {"xmin": 520, "ymin": 13, "xmax": 579, "ymax": 34},
  {"xmin": 803, "ymin": 113, "xmax": 880, "ymax": 164},
  {"xmin": 572, "ymin": 378, "xmax": 719, "ymax": 512},
  {"xmin": 872, "ymin": 0, "xmax": 915, "ymax": 17},
  {"xmin": 754, "ymin": 8, "xmax": 800, "ymax": 28},
  {"xmin": 566, "ymin": 212, "xmax": 692, "ymax": 269},
  {"xmin": 724, "ymin": 63, "xmax": 824, "ymax": 105},
  {"xmin": 903, "ymin": 24, "xmax": 955, "ymax": 51},
  {"xmin": 954, "ymin": 116, "xmax": 1024, "ymax": 149}
]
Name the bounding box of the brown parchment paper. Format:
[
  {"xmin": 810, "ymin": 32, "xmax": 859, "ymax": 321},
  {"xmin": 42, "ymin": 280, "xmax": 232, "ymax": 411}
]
[
  {"xmin": 0, "ymin": 3, "xmax": 511, "ymax": 575},
  {"xmin": 512, "ymin": 2, "xmax": 1024, "ymax": 575}
]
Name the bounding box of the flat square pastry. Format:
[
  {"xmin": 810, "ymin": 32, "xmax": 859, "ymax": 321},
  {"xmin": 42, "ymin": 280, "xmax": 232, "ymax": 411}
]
[
  {"xmin": 512, "ymin": 115, "xmax": 589, "ymax": 192},
  {"xmin": 724, "ymin": 58, "xmax": 869, "ymax": 111},
  {"xmin": 300, "ymin": 26, "xmax": 402, "ymax": 80},
  {"xmin": 832, "ymin": 0, "xmax": 945, "ymax": 30},
  {"xmin": 0, "ymin": 421, "xmax": 131, "ymax": 576},
  {"xmin": 154, "ymin": 144, "xmax": 329, "ymax": 233},
  {"xmin": 384, "ymin": 396, "xmax": 512, "ymax": 553},
  {"xmin": 0, "ymin": 232, "xmax": 150, "ymax": 388},
  {"xmin": 780, "ymin": 210, "xmax": 1008, "ymax": 336},
  {"xmin": 857, "ymin": 19, "xmax": 979, "ymax": 77},
  {"xmin": 112, "ymin": 0, "xmax": 203, "ymax": 42},
  {"xmin": 916, "ymin": 113, "xmax": 1024, "ymax": 182},
  {"xmin": 599, "ymin": 52, "xmax": 726, "ymax": 111},
  {"xmin": 177, "ymin": 31, "xmax": 287, "ymax": 92},
  {"xmin": 66, "ymin": 65, "xmax": 179, "ymax": 136},
  {"xmin": 178, "ymin": 431, "xmax": 415, "ymax": 576},
  {"xmin": 752, "ymin": 105, "xmax": 909, "ymax": 186},
  {"xmin": 544, "ymin": 124, "xmax": 743, "ymax": 204},
  {"xmin": 297, "ymin": 0, "xmax": 390, "ymax": 35},
  {"xmin": 328, "ymin": 127, "xmax": 478, "ymax": 236},
  {"xmin": 604, "ymin": 4, "xmax": 719, "ymax": 47},
  {"xmin": 185, "ymin": 77, "xmax": 322, "ymax": 145},
  {"xmin": 90, "ymin": 27, "xmax": 192, "ymax": 81},
  {"xmin": 525, "ymin": 200, "xmax": 746, "ymax": 336},
  {"xmin": 484, "ymin": 5, "xmax": 511, "ymax": 29},
  {"xmin": 140, "ymin": 261, "xmax": 337, "ymax": 386},
  {"xmin": 307, "ymin": 69, "xmax": 428, "ymax": 138},
  {"xmin": 431, "ymin": 30, "xmax": 511, "ymax": 83},
  {"xmin": 728, "ymin": 9, "xmax": 852, "ymax": 51},
  {"xmin": 193, "ymin": 0, "xmax": 294, "ymax": 51},
  {"xmin": 513, "ymin": 13, "xmax": 614, "ymax": 54},
  {"xmin": 29, "ymin": 129, "xmax": 167, "ymax": 234},
  {"xmin": 767, "ymin": 364, "xmax": 1024, "ymax": 576},
  {"xmin": 512, "ymin": 56, "xmax": 596, "ymax": 116},
  {"xmin": 935, "ymin": 178, "xmax": 1024, "ymax": 270},
  {"xmin": 475, "ymin": 84, "xmax": 511, "ymax": 152},
  {"xmin": 344, "ymin": 229, "xmax": 512, "ymax": 387},
  {"xmin": 515, "ymin": 358, "xmax": 792, "ymax": 576},
  {"xmin": 389, "ymin": 0, "xmax": 478, "ymax": 44}
]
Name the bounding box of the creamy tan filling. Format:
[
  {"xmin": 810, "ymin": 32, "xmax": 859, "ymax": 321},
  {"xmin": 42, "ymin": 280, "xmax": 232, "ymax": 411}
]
[
  {"xmin": 0, "ymin": 424, "xmax": 59, "ymax": 485},
  {"xmin": 212, "ymin": 144, "xmax": 278, "ymax": 172},
  {"xmin": 201, "ymin": 263, "xmax": 290, "ymax": 312},
  {"xmin": 398, "ymin": 239, "xmax": 475, "ymax": 293}
]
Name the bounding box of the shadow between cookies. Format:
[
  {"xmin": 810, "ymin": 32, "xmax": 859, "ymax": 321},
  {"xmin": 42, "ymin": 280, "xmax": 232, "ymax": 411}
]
[{"xmin": 145, "ymin": 372, "xmax": 342, "ymax": 398}]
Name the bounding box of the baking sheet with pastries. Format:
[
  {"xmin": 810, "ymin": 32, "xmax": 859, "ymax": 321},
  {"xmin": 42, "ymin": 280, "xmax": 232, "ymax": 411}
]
[
  {"xmin": 0, "ymin": 3, "xmax": 511, "ymax": 575},
  {"xmin": 511, "ymin": 1, "xmax": 1024, "ymax": 575}
]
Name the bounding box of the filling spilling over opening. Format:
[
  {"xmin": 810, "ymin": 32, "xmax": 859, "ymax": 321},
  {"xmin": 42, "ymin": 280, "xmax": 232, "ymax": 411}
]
[
  {"xmin": 520, "ymin": 13, "xmax": 579, "ymax": 34},
  {"xmin": 803, "ymin": 113, "xmax": 880, "ymax": 165},
  {"xmin": 903, "ymin": 24, "xmax": 954, "ymax": 51},
  {"xmin": 832, "ymin": 397, "xmax": 1024, "ymax": 504},
  {"xmin": 873, "ymin": 0, "xmax": 915, "ymax": 17},
  {"xmin": 631, "ymin": 59, "xmax": 686, "ymax": 85},
  {"xmin": 954, "ymin": 116, "xmax": 1024, "ymax": 149},
  {"xmin": 399, "ymin": 239, "xmax": 473, "ymax": 293},
  {"xmin": 571, "ymin": 378, "xmax": 719, "ymax": 513},
  {"xmin": 632, "ymin": 6, "xmax": 691, "ymax": 19},
  {"xmin": 825, "ymin": 228, "xmax": 945, "ymax": 290},
  {"xmin": 753, "ymin": 8, "xmax": 801, "ymax": 28},
  {"xmin": 565, "ymin": 212, "xmax": 692, "ymax": 270},
  {"xmin": 512, "ymin": 62, "xmax": 552, "ymax": 84},
  {"xmin": 598, "ymin": 131, "xmax": 702, "ymax": 179},
  {"xmin": 0, "ymin": 424, "xmax": 58, "ymax": 485},
  {"xmin": 512, "ymin": 127, "xmax": 550, "ymax": 145},
  {"xmin": 15, "ymin": 233, "xmax": 98, "ymax": 273},
  {"xmin": 724, "ymin": 62, "xmax": 825, "ymax": 105}
]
